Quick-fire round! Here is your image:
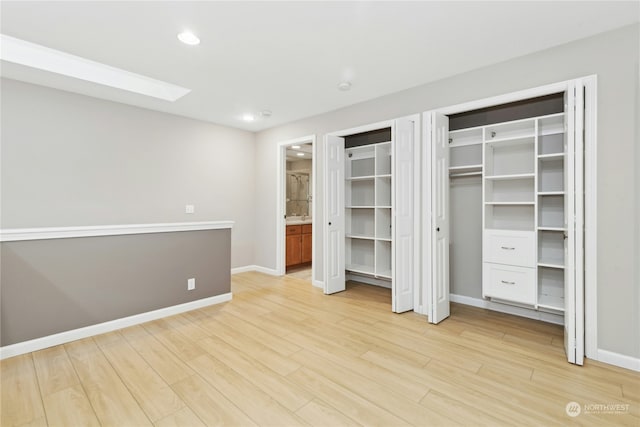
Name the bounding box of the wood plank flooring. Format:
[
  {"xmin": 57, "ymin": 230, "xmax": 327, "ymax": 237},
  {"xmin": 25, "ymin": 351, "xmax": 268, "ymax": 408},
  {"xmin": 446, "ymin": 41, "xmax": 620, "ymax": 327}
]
[{"xmin": 2, "ymin": 271, "xmax": 638, "ymax": 426}]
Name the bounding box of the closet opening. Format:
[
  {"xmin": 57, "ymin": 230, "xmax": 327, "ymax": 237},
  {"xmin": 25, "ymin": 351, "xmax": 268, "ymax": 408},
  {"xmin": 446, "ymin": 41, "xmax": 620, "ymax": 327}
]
[
  {"xmin": 426, "ymin": 77, "xmax": 594, "ymax": 365},
  {"xmin": 324, "ymin": 116, "xmax": 420, "ymax": 313},
  {"xmin": 448, "ymin": 94, "xmax": 566, "ymax": 319}
]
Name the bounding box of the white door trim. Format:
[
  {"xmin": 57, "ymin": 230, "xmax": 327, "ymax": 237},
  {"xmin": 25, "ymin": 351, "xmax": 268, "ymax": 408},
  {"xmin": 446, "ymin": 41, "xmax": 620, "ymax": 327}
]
[
  {"xmin": 422, "ymin": 75, "xmax": 597, "ymax": 359},
  {"xmin": 276, "ymin": 135, "xmax": 317, "ymax": 278}
]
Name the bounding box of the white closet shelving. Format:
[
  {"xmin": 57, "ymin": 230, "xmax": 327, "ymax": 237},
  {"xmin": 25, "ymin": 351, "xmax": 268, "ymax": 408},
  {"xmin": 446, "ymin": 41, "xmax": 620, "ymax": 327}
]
[
  {"xmin": 478, "ymin": 113, "xmax": 567, "ymax": 310},
  {"xmin": 536, "ymin": 113, "xmax": 566, "ymax": 311},
  {"xmin": 346, "ymin": 142, "xmax": 393, "ymax": 279},
  {"xmin": 449, "ymin": 127, "xmax": 483, "ymax": 176}
]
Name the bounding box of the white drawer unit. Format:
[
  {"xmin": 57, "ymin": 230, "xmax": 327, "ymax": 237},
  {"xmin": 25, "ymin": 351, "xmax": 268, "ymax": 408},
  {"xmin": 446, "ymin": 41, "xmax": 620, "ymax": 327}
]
[
  {"xmin": 484, "ymin": 230, "xmax": 535, "ymax": 268},
  {"xmin": 483, "ymin": 263, "xmax": 536, "ymax": 305}
]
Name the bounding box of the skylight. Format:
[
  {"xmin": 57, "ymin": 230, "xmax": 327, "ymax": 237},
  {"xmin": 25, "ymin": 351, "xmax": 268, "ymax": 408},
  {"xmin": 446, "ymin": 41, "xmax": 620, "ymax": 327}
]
[{"xmin": 0, "ymin": 34, "xmax": 191, "ymax": 102}]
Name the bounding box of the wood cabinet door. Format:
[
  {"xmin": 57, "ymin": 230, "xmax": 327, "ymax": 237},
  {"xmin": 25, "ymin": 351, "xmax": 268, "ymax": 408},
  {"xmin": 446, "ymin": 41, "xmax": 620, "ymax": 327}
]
[
  {"xmin": 301, "ymin": 233, "xmax": 312, "ymax": 263},
  {"xmin": 286, "ymin": 235, "xmax": 302, "ymax": 267}
]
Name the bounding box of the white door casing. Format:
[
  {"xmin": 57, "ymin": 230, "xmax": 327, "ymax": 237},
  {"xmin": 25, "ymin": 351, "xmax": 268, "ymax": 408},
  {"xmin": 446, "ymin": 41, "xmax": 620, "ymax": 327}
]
[
  {"xmin": 429, "ymin": 112, "xmax": 451, "ymax": 323},
  {"xmin": 324, "ymin": 135, "xmax": 346, "ymax": 294}
]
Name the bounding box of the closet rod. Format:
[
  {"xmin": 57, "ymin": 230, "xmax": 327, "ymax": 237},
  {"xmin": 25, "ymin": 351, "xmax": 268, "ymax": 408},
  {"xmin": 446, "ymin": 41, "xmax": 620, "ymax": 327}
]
[{"xmin": 450, "ymin": 171, "xmax": 482, "ymax": 178}]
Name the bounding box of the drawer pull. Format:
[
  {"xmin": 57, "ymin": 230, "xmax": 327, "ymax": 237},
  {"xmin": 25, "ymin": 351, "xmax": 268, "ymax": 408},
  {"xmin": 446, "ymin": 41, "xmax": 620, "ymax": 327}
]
[
  {"xmin": 501, "ymin": 280, "xmax": 516, "ymax": 285},
  {"xmin": 501, "ymin": 246, "xmax": 515, "ymax": 250}
]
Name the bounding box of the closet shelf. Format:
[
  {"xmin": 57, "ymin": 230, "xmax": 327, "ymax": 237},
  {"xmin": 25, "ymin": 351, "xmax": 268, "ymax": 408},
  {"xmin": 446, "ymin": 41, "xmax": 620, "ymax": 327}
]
[
  {"xmin": 538, "ymin": 153, "xmax": 565, "ymax": 160},
  {"xmin": 537, "ymin": 295, "xmax": 565, "ymax": 312},
  {"xmin": 538, "ymin": 191, "xmax": 565, "ymax": 196},
  {"xmin": 347, "ymin": 175, "xmax": 375, "ymax": 181},
  {"xmin": 346, "ymin": 206, "xmax": 376, "ymax": 209},
  {"xmin": 346, "ymin": 234, "xmax": 375, "ymax": 241},
  {"xmin": 377, "ymin": 174, "xmax": 392, "ymax": 178},
  {"xmin": 346, "ymin": 264, "xmax": 375, "ymax": 275},
  {"xmin": 538, "ymin": 260, "xmax": 565, "ymax": 269},
  {"xmin": 449, "ymin": 141, "xmax": 483, "ymax": 148},
  {"xmin": 485, "ymin": 173, "xmax": 535, "ymax": 181},
  {"xmin": 485, "ymin": 201, "xmax": 535, "ymax": 206},
  {"xmin": 485, "ymin": 135, "xmax": 535, "ymax": 146},
  {"xmin": 537, "ymin": 226, "xmax": 565, "ymax": 232},
  {"xmin": 449, "ymin": 164, "xmax": 483, "ymax": 172}
]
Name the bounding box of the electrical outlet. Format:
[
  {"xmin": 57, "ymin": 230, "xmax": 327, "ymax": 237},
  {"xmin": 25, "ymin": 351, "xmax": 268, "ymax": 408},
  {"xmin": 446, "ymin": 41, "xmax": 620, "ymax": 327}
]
[
  {"xmin": 187, "ymin": 278, "xmax": 195, "ymax": 290},
  {"xmin": 185, "ymin": 204, "xmax": 195, "ymax": 214}
]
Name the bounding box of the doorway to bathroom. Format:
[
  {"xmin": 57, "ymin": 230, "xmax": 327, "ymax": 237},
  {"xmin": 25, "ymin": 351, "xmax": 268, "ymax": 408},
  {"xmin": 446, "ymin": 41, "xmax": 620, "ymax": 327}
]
[{"xmin": 276, "ymin": 135, "xmax": 317, "ymax": 284}]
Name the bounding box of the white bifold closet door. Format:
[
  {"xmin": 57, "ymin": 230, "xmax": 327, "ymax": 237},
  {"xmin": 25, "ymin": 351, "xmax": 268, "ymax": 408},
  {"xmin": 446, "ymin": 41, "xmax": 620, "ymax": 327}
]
[
  {"xmin": 323, "ymin": 134, "xmax": 346, "ymax": 295},
  {"xmin": 564, "ymin": 80, "xmax": 585, "ymax": 365},
  {"xmin": 427, "ymin": 112, "xmax": 451, "ymax": 324},
  {"xmin": 393, "ymin": 116, "xmax": 418, "ymax": 313},
  {"xmin": 324, "ymin": 116, "xmax": 418, "ymax": 314}
]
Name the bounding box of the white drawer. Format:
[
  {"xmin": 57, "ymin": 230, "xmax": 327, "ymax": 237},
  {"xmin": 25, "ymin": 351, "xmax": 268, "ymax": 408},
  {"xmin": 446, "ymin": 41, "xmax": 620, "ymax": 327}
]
[
  {"xmin": 484, "ymin": 230, "xmax": 535, "ymax": 268},
  {"xmin": 483, "ymin": 263, "xmax": 536, "ymax": 305}
]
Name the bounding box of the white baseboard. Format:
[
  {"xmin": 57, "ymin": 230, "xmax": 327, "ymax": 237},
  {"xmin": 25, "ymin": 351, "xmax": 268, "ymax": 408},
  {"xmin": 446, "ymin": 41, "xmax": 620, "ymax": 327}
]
[
  {"xmin": 312, "ymin": 279, "xmax": 324, "ymax": 288},
  {"xmin": 0, "ymin": 292, "xmax": 232, "ymax": 360},
  {"xmin": 596, "ymin": 349, "xmax": 640, "ymax": 372},
  {"xmin": 231, "ymin": 265, "xmax": 256, "ymax": 274},
  {"xmin": 231, "ymin": 265, "xmax": 280, "ymax": 276},
  {"xmin": 450, "ymin": 293, "xmax": 564, "ymax": 325}
]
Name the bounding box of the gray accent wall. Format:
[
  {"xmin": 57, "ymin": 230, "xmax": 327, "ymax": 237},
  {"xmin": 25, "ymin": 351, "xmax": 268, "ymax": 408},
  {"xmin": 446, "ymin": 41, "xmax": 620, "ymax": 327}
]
[
  {"xmin": 1, "ymin": 229, "xmax": 230, "ymax": 346},
  {"xmin": 254, "ymin": 24, "xmax": 640, "ymax": 359},
  {"xmin": 450, "ymin": 177, "xmax": 483, "ymax": 299},
  {"xmin": 0, "ymin": 79, "xmax": 255, "ymax": 268}
]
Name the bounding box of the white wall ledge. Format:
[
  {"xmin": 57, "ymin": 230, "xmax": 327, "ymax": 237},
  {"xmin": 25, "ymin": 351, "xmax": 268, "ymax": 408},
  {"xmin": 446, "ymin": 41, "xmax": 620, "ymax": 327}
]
[{"xmin": 0, "ymin": 221, "xmax": 234, "ymax": 242}]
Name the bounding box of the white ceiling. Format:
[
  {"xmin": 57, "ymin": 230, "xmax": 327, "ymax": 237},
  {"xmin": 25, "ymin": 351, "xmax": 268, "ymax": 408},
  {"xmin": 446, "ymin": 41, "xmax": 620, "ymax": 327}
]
[{"xmin": 1, "ymin": 1, "xmax": 638, "ymax": 132}]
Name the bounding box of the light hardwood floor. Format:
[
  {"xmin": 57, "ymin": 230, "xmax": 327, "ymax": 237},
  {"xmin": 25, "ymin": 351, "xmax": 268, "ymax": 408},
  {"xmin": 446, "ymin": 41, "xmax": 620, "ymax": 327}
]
[{"xmin": 2, "ymin": 272, "xmax": 638, "ymax": 426}]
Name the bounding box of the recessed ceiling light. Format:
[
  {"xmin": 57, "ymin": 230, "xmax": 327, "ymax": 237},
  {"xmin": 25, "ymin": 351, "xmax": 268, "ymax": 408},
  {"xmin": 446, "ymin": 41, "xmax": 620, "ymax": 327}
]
[
  {"xmin": 242, "ymin": 113, "xmax": 255, "ymax": 122},
  {"xmin": 297, "ymin": 153, "xmax": 305, "ymax": 157},
  {"xmin": 0, "ymin": 34, "xmax": 191, "ymax": 101},
  {"xmin": 177, "ymin": 31, "xmax": 200, "ymax": 46},
  {"xmin": 337, "ymin": 81, "xmax": 352, "ymax": 91},
  {"xmin": 291, "ymin": 145, "xmax": 301, "ymax": 150}
]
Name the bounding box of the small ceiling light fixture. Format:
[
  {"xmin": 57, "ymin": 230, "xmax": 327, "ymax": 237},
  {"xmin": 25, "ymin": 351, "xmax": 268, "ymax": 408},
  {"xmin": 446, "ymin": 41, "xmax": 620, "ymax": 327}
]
[
  {"xmin": 241, "ymin": 113, "xmax": 255, "ymax": 122},
  {"xmin": 297, "ymin": 152, "xmax": 305, "ymax": 157},
  {"xmin": 291, "ymin": 145, "xmax": 301, "ymax": 150},
  {"xmin": 337, "ymin": 81, "xmax": 352, "ymax": 91},
  {"xmin": 259, "ymin": 110, "xmax": 272, "ymax": 118},
  {"xmin": 177, "ymin": 31, "xmax": 200, "ymax": 46}
]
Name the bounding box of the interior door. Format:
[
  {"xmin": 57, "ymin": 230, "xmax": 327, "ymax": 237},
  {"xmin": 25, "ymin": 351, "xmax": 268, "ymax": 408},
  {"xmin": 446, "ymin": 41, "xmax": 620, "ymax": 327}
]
[
  {"xmin": 564, "ymin": 82, "xmax": 585, "ymax": 365},
  {"xmin": 393, "ymin": 117, "xmax": 416, "ymax": 313},
  {"xmin": 429, "ymin": 112, "xmax": 451, "ymax": 323},
  {"xmin": 324, "ymin": 135, "xmax": 346, "ymax": 294}
]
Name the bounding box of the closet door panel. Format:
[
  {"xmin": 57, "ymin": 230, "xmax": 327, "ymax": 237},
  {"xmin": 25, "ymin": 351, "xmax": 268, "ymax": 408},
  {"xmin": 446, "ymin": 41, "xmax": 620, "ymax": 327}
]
[
  {"xmin": 324, "ymin": 135, "xmax": 346, "ymax": 294},
  {"xmin": 430, "ymin": 112, "xmax": 450, "ymax": 323},
  {"xmin": 393, "ymin": 116, "xmax": 416, "ymax": 313}
]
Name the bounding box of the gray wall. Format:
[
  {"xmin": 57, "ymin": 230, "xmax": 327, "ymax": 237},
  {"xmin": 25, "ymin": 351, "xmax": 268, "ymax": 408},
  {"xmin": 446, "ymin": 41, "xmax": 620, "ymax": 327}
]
[
  {"xmin": 450, "ymin": 177, "xmax": 483, "ymax": 298},
  {"xmin": 1, "ymin": 229, "xmax": 231, "ymax": 346},
  {"xmin": 0, "ymin": 79, "xmax": 255, "ymax": 268},
  {"xmin": 254, "ymin": 24, "xmax": 640, "ymax": 359}
]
